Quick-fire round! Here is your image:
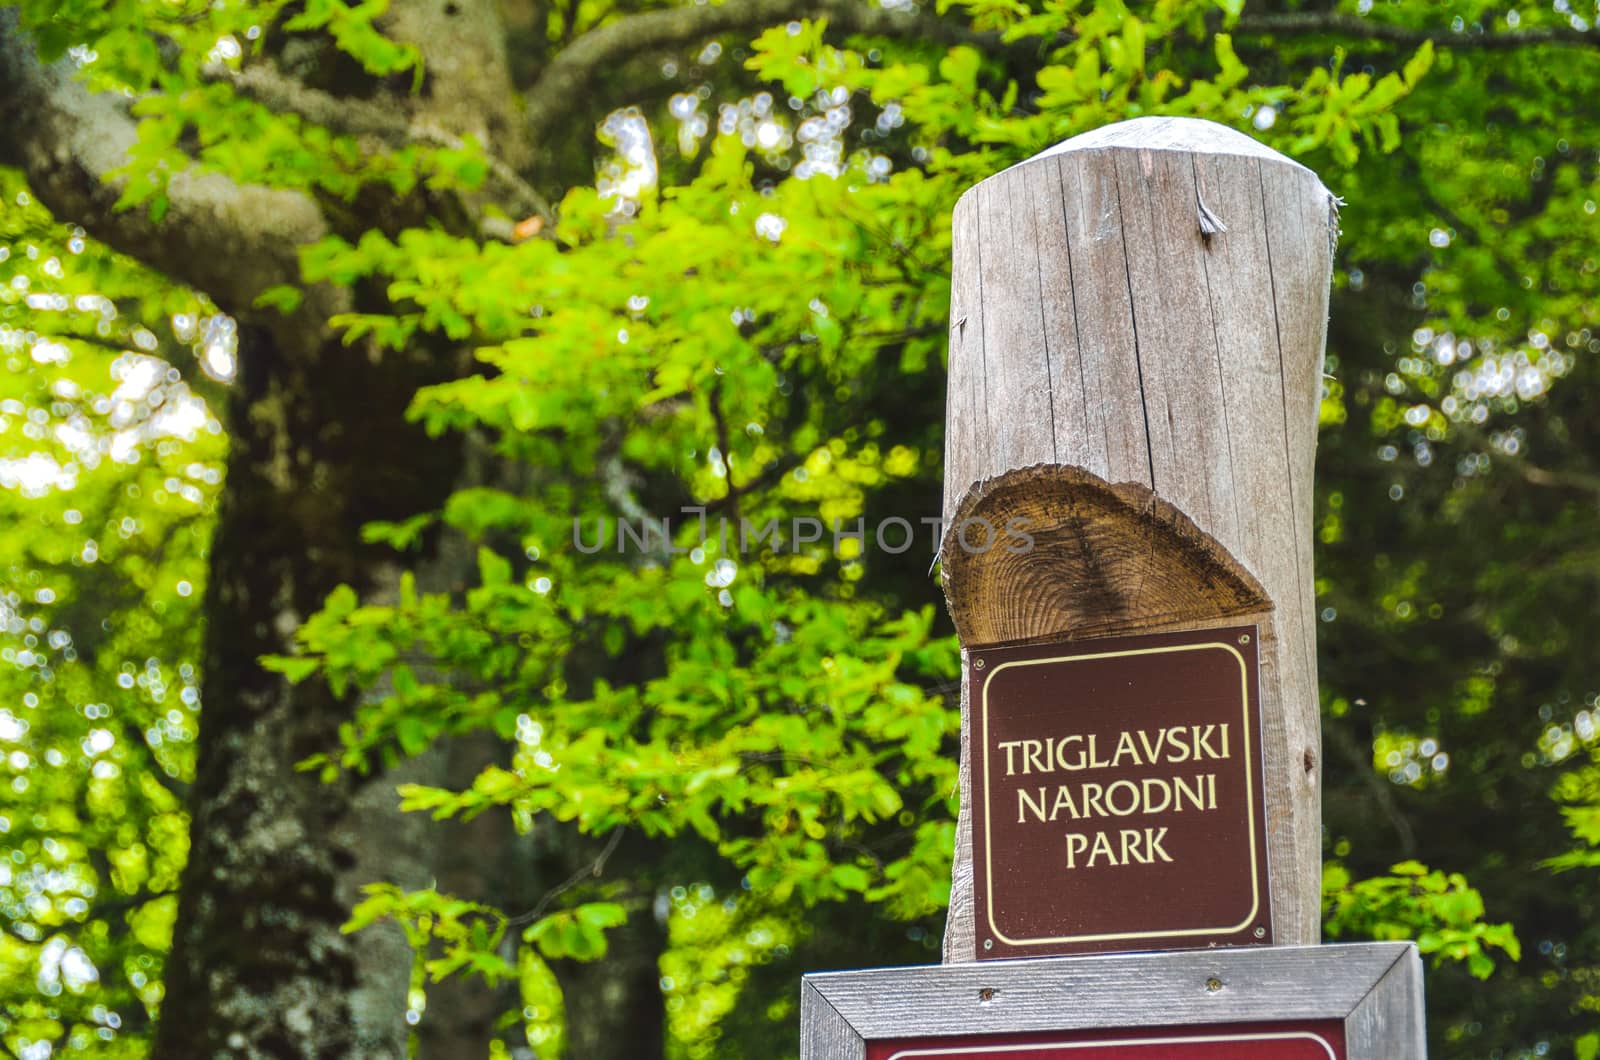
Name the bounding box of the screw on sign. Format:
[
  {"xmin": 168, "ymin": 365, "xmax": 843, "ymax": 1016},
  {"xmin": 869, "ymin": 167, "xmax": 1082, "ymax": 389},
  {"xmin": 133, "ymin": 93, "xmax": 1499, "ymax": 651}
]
[{"xmin": 865, "ymin": 1021, "xmax": 1347, "ymax": 1060}]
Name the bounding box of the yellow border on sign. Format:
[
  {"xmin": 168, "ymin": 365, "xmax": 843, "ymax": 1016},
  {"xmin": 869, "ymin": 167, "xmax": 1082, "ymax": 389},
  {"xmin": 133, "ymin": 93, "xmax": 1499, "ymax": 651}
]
[
  {"xmin": 886, "ymin": 1031, "xmax": 1336, "ymax": 1060},
  {"xmin": 979, "ymin": 639, "xmax": 1260, "ymax": 948}
]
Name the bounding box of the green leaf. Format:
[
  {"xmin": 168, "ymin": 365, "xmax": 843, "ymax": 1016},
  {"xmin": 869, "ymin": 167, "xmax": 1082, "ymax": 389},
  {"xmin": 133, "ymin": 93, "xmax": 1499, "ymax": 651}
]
[
  {"xmin": 253, "ymin": 284, "xmax": 304, "ymax": 315},
  {"xmin": 478, "ymin": 546, "xmax": 512, "ymax": 588},
  {"xmin": 261, "ymin": 654, "xmax": 322, "ymax": 684},
  {"xmin": 1402, "ymin": 40, "xmax": 1434, "ymax": 87},
  {"xmin": 362, "ymin": 513, "xmax": 436, "ymax": 551}
]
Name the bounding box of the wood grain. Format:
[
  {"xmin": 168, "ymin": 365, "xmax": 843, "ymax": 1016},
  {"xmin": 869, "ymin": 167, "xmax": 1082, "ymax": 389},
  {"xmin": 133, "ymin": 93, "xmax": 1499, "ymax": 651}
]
[
  {"xmin": 801, "ymin": 980, "xmax": 863, "ymax": 1060},
  {"xmin": 941, "ymin": 465, "xmax": 1268, "ymax": 648},
  {"xmin": 1348, "ymin": 943, "xmax": 1427, "ymax": 1058},
  {"xmin": 801, "ymin": 942, "xmax": 1424, "ymax": 1059},
  {"xmin": 939, "ymin": 117, "xmax": 1335, "ymax": 961}
]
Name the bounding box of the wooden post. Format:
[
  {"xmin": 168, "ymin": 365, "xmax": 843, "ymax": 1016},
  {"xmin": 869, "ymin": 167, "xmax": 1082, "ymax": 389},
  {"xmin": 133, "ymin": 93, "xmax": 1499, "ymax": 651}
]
[
  {"xmin": 940, "ymin": 117, "xmax": 1336, "ymax": 961},
  {"xmin": 795, "ymin": 117, "xmax": 1424, "ymax": 1060}
]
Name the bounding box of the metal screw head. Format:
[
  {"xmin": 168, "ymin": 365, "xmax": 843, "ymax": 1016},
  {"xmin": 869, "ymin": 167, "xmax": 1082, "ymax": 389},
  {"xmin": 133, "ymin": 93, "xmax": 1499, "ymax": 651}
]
[
  {"xmin": 1205, "ymin": 977, "xmax": 1223, "ymax": 993},
  {"xmin": 983, "ymin": 938, "xmax": 994, "ymax": 950},
  {"xmin": 1254, "ymin": 926, "xmax": 1267, "ymax": 938},
  {"xmin": 974, "ymin": 658, "xmax": 986, "ymax": 670},
  {"xmin": 1239, "ymin": 633, "xmax": 1251, "ymax": 645}
]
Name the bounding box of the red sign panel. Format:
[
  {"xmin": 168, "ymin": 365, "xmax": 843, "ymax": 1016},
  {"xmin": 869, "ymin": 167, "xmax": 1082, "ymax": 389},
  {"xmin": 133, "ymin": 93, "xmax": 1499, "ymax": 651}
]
[
  {"xmin": 867, "ymin": 1020, "xmax": 1345, "ymax": 1060},
  {"xmin": 970, "ymin": 625, "xmax": 1271, "ymax": 959}
]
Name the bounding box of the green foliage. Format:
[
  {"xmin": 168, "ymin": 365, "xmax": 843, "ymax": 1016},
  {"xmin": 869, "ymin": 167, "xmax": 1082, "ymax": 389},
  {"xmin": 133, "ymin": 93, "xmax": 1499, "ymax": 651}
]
[
  {"xmin": 281, "ymin": 0, "xmax": 422, "ymax": 80},
  {"xmin": 346, "ymin": 883, "xmax": 518, "ymax": 985},
  {"xmin": 1323, "ymin": 861, "xmax": 1520, "ymax": 979},
  {"xmin": 0, "ymin": 168, "xmax": 220, "ymax": 1054},
  {"xmin": 658, "ymin": 884, "xmax": 799, "ymax": 1060},
  {"xmin": 524, "ymin": 902, "xmax": 628, "ymax": 962}
]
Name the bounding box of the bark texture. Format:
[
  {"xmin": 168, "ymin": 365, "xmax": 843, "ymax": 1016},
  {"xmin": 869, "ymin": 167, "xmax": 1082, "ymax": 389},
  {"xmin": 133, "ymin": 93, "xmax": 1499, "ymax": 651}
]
[
  {"xmin": 1, "ymin": 0, "xmax": 1006, "ymax": 1052},
  {"xmin": 149, "ymin": 317, "xmax": 464, "ymax": 1058},
  {"xmin": 2, "ymin": 6, "xmax": 480, "ymax": 1056}
]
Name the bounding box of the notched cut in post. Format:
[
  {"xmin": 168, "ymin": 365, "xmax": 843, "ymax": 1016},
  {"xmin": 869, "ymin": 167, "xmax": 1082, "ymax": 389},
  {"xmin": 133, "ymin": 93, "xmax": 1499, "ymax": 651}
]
[{"xmin": 939, "ymin": 464, "xmax": 1269, "ymax": 649}]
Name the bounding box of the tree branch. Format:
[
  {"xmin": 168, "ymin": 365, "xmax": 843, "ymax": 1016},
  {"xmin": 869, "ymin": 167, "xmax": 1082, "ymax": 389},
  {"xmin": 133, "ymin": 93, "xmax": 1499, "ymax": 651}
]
[
  {"xmin": 1235, "ymin": 11, "xmax": 1600, "ymax": 51},
  {"xmin": 0, "ymin": 11, "xmax": 337, "ymax": 321},
  {"xmin": 524, "ymin": 0, "xmax": 1005, "ymax": 150},
  {"xmin": 1445, "ymin": 420, "xmax": 1600, "ymax": 499},
  {"xmin": 201, "ymin": 32, "xmax": 554, "ymax": 227},
  {"xmin": 1511, "ymin": 460, "xmax": 1600, "ymax": 498},
  {"xmin": 506, "ymin": 826, "xmax": 626, "ymax": 926},
  {"xmin": 94, "ymin": 887, "xmax": 180, "ymax": 923},
  {"xmin": 121, "ymin": 717, "xmax": 193, "ymax": 802},
  {"xmin": 1326, "ymin": 720, "xmax": 1418, "ymax": 857},
  {"xmin": 208, "ymin": 61, "xmax": 414, "ymax": 142}
]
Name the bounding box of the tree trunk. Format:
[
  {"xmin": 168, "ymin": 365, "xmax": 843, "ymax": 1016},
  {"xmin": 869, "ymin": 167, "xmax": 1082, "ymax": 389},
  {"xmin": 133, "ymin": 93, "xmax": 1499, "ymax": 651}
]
[
  {"xmin": 1, "ymin": 0, "xmax": 773, "ymax": 1049},
  {"xmin": 149, "ymin": 319, "xmax": 465, "ymax": 1058}
]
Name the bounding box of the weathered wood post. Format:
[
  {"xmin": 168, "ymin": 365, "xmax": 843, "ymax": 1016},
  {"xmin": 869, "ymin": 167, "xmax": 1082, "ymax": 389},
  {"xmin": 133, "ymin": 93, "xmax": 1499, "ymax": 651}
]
[
  {"xmin": 800, "ymin": 116, "xmax": 1430, "ymax": 1060},
  {"xmin": 940, "ymin": 116, "xmax": 1334, "ymax": 961}
]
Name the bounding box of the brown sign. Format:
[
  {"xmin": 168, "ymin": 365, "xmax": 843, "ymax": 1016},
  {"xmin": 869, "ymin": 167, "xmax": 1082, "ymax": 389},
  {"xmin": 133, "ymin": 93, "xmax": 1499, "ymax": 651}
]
[{"xmin": 970, "ymin": 625, "xmax": 1271, "ymax": 959}]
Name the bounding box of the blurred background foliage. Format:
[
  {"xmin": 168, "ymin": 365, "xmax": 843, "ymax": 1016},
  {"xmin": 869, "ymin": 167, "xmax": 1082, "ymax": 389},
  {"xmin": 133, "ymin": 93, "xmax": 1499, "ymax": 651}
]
[{"xmin": 0, "ymin": 0, "xmax": 1596, "ymax": 1056}]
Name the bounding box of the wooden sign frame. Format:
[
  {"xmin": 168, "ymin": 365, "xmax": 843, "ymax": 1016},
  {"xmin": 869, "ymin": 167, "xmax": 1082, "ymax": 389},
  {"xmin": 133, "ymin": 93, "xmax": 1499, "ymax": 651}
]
[{"xmin": 800, "ymin": 943, "xmax": 1424, "ymax": 1060}]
